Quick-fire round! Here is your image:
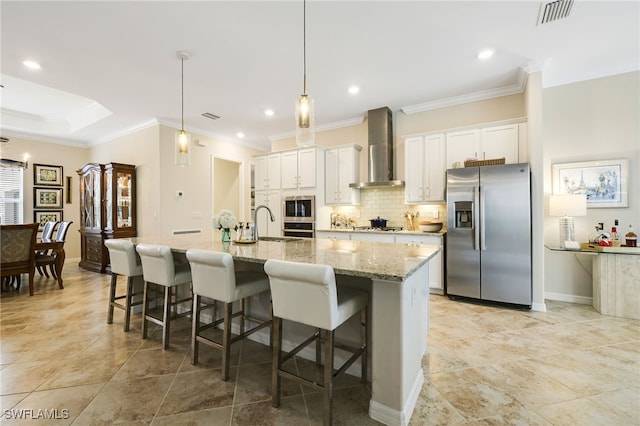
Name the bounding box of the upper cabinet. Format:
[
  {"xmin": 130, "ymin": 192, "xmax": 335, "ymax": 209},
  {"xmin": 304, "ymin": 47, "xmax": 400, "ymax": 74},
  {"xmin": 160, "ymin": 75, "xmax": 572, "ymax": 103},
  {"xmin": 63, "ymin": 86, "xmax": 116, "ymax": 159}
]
[
  {"xmin": 445, "ymin": 123, "xmax": 524, "ymax": 168},
  {"xmin": 325, "ymin": 144, "xmax": 362, "ymax": 205},
  {"xmin": 405, "ymin": 134, "xmax": 446, "ymax": 203},
  {"xmin": 281, "ymin": 147, "xmax": 317, "ymax": 190},
  {"xmin": 254, "ymin": 153, "xmax": 281, "ymax": 191}
]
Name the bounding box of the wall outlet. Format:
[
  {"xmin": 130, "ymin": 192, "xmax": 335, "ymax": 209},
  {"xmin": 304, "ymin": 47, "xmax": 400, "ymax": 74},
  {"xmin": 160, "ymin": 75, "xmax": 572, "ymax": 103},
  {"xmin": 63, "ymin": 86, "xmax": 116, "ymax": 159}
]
[{"xmin": 432, "ymin": 210, "xmax": 439, "ymax": 219}]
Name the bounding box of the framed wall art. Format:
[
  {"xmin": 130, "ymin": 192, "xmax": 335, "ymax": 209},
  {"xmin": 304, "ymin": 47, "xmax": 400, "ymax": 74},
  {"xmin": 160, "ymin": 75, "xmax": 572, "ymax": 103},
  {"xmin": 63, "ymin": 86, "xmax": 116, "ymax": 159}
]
[
  {"xmin": 34, "ymin": 163, "xmax": 63, "ymax": 186},
  {"xmin": 552, "ymin": 158, "xmax": 628, "ymax": 208},
  {"xmin": 34, "ymin": 187, "xmax": 63, "ymax": 209},
  {"xmin": 65, "ymin": 176, "xmax": 72, "ymax": 204},
  {"xmin": 34, "ymin": 210, "xmax": 63, "ymax": 227}
]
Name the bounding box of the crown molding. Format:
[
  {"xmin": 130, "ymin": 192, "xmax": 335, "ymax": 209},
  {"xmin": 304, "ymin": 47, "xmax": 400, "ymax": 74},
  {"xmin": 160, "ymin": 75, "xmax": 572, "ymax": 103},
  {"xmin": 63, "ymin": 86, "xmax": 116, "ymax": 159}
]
[{"xmin": 269, "ymin": 116, "xmax": 365, "ymax": 142}]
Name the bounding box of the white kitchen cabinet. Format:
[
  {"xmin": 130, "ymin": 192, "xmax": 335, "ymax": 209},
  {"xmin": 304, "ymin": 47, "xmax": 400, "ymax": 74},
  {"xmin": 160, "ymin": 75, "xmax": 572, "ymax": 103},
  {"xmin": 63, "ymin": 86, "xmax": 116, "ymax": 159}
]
[
  {"xmin": 350, "ymin": 232, "xmax": 396, "ymax": 243},
  {"xmin": 405, "ymin": 135, "xmax": 445, "ymax": 203},
  {"xmin": 395, "ymin": 233, "xmax": 444, "ymax": 294},
  {"xmin": 445, "ymin": 129, "xmax": 481, "ymax": 169},
  {"xmin": 281, "ymin": 148, "xmax": 317, "ymax": 190},
  {"xmin": 254, "ymin": 190, "xmax": 281, "ymax": 237},
  {"xmin": 481, "ymin": 124, "xmax": 519, "ymax": 164},
  {"xmin": 445, "ymin": 124, "xmax": 521, "ymax": 168},
  {"xmin": 325, "ymin": 144, "xmax": 362, "ymax": 205},
  {"xmin": 254, "ymin": 153, "xmax": 281, "ymax": 191},
  {"xmin": 315, "ymin": 231, "xmax": 350, "ymax": 240}
]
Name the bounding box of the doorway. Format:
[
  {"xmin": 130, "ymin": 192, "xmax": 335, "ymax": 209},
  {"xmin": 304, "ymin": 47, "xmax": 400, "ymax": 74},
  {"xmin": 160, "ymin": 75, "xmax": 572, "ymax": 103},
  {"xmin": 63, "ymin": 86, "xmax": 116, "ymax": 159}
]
[{"xmin": 212, "ymin": 157, "xmax": 242, "ymax": 221}]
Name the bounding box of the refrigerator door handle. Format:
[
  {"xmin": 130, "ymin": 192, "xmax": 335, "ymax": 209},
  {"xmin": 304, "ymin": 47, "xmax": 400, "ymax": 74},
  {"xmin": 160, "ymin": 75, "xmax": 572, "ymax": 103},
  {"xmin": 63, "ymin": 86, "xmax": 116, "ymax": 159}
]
[
  {"xmin": 480, "ymin": 186, "xmax": 486, "ymax": 251},
  {"xmin": 473, "ymin": 186, "xmax": 480, "ymax": 251}
]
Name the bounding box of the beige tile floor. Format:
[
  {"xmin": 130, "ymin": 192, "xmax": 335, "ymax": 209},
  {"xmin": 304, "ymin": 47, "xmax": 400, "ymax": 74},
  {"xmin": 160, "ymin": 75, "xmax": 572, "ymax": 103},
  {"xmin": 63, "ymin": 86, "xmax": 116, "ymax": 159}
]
[{"xmin": 1, "ymin": 265, "xmax": 638, "ymax": 425}]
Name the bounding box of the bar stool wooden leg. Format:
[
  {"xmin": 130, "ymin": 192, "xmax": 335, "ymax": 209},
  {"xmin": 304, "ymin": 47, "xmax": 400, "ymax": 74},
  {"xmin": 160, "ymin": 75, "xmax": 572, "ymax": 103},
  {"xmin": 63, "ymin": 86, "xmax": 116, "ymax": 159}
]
[
  {"xmin": 108, "ymin": 274, "xmax": 118, "ymax": 324},
  {"xmin": 123, "ymin": 276, "xmax": 134, "ymax": 332},
  {"xmin": 191, "ymin": 294, "xmax": 200, "ymax": 365},
  {"xmin": 162, "ymin": 286, "xmax": 171, "ymax": 350},
  {"xmin": 142, "ymin": 281, "xmax": 150, "ymax": 339},
  {"xmin": 272, "ymin": 317, "xmax": 283, "ymax": 408},
  {"xmin": 222, "ymin": 302, "xmax": 233, "ymax": 380},
  {"xmin": 324, "ymin": 329, "xmax": 335, "ymax": 426}
]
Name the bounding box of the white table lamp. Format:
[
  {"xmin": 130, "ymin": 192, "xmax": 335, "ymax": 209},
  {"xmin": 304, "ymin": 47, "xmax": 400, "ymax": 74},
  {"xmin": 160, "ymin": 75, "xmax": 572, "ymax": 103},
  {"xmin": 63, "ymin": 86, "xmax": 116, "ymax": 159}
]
[{"xmin": 549, "ymin": 194, "xmax": 587, "ymax": 248}]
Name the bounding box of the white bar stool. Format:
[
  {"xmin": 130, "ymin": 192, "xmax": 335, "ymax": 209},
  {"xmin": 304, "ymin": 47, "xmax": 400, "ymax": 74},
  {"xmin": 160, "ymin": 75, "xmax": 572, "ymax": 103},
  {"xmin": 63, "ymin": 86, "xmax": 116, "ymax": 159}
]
[
  {"xmin": 264, "ymin": 259, "xmax": 368, "ymax": 426},
  {"xmin": 186, "ymin": 249, "xmax": 272, "ymax": 381},
  {"xmin": 136, "ymin": 244, "xmax": 193, "ymax": 350},
  {"xmin": 104, "ymin": 239, "xmax": 144, "ymax": 332}
]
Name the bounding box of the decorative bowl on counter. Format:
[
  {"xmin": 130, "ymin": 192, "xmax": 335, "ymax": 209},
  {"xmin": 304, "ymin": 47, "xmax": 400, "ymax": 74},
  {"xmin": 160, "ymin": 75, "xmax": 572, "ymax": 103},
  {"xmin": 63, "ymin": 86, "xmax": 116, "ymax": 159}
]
[{"xmin": 418, "ymin": 221, "xmax": 443, "ymax": 232}]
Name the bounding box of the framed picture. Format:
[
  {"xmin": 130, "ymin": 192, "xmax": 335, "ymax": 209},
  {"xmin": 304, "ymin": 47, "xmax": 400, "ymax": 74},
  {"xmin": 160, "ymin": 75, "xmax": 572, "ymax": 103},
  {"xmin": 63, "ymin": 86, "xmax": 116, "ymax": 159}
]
[
  {"xmin": 34, "ymin": 163, "xmax": 63, "ymax": 186},
  {"xmin": 552, "ymin": 158, "xmax": 628, "ymax": 208},
  {"xmin": 34, "ymin": 187, "xmax": 63, "ymax": 209},
  {"xmin": 34, "ymin": 210, "xmax": 63, "ymax": 227},
  {"xmin": 65, "ymin": 176, "xmax": 72, "ymax": 204}
]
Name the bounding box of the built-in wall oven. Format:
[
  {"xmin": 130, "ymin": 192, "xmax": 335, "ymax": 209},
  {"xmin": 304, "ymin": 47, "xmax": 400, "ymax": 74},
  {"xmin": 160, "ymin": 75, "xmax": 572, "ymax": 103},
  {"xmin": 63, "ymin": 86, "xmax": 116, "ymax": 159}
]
[{"xmin": 283, "ymin": 195, "xmax": 315, "ymax": 238}]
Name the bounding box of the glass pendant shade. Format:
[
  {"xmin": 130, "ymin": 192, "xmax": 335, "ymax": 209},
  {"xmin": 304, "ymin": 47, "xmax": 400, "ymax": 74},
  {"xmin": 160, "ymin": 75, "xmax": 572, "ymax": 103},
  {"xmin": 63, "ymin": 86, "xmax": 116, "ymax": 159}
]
[
  {"xmin": 295, "ymin": 93, "xmax": 315, "ymax": 146},
  {"xmin": 175, "ymin": 129, "xmax": 191, "ymax": 166}
]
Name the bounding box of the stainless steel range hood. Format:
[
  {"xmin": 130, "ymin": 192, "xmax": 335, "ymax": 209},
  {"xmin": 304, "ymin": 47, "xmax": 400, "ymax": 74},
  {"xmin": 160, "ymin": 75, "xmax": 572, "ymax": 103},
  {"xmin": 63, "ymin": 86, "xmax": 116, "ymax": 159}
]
[{"xmin": 349, "ymin": 107, "xmax": 404, "ymax": 188}]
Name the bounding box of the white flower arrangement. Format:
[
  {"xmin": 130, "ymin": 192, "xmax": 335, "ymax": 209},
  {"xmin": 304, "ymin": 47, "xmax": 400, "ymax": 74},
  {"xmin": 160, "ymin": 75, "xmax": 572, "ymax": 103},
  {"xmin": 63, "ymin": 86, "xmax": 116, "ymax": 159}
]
[{"xmin": 212, "ymin": 209, "xmax": 237, "ymax": 230}]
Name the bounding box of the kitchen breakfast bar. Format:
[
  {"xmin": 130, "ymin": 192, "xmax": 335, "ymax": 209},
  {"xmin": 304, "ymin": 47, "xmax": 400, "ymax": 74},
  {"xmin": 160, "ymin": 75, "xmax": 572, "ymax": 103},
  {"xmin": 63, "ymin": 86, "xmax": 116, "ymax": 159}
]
[{"xmin": 125, "ymin": 234, "xmax": 440, "ymax": 425}]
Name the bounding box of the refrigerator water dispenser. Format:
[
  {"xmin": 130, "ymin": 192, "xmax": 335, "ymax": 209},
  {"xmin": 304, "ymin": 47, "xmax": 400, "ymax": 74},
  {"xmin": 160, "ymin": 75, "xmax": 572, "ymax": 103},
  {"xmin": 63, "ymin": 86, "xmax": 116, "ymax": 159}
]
[{"xmin": 454, "ymin": 201, "xmax": 473, "ymax": 229}]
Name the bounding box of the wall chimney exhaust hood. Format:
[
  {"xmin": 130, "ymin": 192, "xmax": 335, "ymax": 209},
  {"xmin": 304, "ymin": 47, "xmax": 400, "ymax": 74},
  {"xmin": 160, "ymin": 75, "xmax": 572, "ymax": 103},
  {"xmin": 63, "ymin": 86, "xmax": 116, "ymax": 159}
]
[{"xmin": 350, "ymin": 106, "xmax": 404, "ymax": 188}]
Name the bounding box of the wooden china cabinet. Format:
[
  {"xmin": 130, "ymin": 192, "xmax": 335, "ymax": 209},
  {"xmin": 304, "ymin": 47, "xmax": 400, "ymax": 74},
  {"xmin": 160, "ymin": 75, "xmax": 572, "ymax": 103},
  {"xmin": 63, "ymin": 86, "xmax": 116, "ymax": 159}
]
[{"xmin": 77, "ymin": 162, "xmax": 136, "ymax": 273}]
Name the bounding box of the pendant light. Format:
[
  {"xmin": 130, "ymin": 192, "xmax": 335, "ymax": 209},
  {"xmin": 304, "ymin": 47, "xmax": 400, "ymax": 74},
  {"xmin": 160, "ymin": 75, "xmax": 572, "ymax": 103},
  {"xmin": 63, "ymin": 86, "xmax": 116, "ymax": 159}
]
[
  {"xmin": 295, "ymin": 0, "xmax": 315, "ymax": 147},
  {"xmin": 175, "ymin": 51, "xmax": 191, "ymax": 166}
]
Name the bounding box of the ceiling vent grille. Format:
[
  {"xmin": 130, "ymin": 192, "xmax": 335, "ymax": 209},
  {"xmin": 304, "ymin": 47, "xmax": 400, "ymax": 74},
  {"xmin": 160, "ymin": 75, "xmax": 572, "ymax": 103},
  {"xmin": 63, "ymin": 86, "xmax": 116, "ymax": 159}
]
[
  {"xmin": 0, "ymin": 137, "xmax": 10, "ymax": 143},
  {"xmin": 537, "ymin": 0, "xmax": 574, "ymax": 25},
  {"xmin": 201, "ymin": 112, "xmax": 220, "ymax": 120}
]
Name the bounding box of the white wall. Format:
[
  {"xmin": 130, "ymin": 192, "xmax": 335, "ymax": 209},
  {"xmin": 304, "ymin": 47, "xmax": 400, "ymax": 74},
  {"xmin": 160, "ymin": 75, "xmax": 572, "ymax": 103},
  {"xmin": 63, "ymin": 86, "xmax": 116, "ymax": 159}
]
[{"xmin": 543, "ymin": 71, "xmax": 640, "ymax": 302}]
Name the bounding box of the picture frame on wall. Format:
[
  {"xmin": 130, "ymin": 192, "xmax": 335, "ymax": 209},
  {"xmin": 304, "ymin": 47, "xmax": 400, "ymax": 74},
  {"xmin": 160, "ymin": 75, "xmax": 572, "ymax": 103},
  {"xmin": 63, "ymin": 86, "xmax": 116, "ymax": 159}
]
[
  {"xmin": 552, "ymin": 158, "xmax": 628, "ymax": 208},
  {"xmin": 34, "ymin": 210, "xmax": 63, "ymax": 227},
  {"xmin": 34, "ymin": 187, "xmax": 63, "ymax": 209},
  {"xmin": 34, "ymin": 163, "xmax": 63, "ymax": 186}
]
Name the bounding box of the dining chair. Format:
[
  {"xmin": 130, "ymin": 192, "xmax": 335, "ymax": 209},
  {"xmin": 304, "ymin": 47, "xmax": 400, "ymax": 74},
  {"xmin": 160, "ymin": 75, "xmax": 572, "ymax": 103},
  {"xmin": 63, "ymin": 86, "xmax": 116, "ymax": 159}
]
[
  {"xmin": 35, "ymin": 221, "xmax": 73, "ymax": 279},
  {"xmin": 0, "ymin": 224, "xmax": 39, "ymax": 296},
  {"xmin": 264, "ymin": 259, "xmax": 368, "ymax": 426},
  {"xmin": 36, "ymin": 220, "xmax": 58, "ymax": 277}
]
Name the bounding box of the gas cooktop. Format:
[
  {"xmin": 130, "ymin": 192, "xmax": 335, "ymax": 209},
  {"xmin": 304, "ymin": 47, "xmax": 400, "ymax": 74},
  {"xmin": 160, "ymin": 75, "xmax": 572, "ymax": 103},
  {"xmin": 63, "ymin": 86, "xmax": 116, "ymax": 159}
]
[{"xmin": 354, "ymin": 226, "xmax": 404, "ymax": 232}]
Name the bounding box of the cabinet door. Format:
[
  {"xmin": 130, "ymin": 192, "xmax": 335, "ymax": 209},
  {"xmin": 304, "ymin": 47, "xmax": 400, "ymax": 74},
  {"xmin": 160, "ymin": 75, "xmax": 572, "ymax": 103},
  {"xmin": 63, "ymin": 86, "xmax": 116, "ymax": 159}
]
[
  {"xmin": 316, "ymin": 231, "xmax": 350, "ymax": 240},
  {"xmin": 446, "ymin": 129, "xmax": 480, "ymax": 168},
  {"xmin": 297, "ymin": 148, "xmax": 316, "ymax": 189},
  {"xmin": 337, "ymin": 147, "xmax": 358, "ymax": 204},
  {"xmin": 267, "ymin": 191, "xmax": 282, "ymax": 237},
  {"xmin": 481, "ymin": 124, "xmax": 518, "ymax": 164},
  {"xmin": 280, "ymin": 151, "xmax": 298, "ymax": 189},
  {"xmin": 267, "ymin": 154, "xmax": 281, "ymax": 190},
  {"xmin": 404, "ymin": 137, "xmax": 425, "ymax": 203},
  {"xmin": 325, "ymin": 149, "xmax": 339, "ymax": 204},
  {"xmin": 254, "ymin": 156, "xmax": 268, "ymax": 191},
  {"xmin": 425, "ymin": 134, "xmax": 445, "ymax": 201},
  {"xmin": 350, "ymin": 232, "xmax": 395, "ymax": 243},
  {"xmin": 394, "ymin": 234, "xmax": 443, "ymax": 292}
]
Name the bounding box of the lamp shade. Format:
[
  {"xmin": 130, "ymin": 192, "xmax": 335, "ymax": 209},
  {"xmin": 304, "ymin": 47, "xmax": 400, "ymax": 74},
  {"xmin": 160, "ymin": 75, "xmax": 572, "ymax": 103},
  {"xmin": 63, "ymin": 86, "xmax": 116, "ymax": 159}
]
[{"xmin": 549, "ymin": 194, "xmax": 587, "ymax": 217}]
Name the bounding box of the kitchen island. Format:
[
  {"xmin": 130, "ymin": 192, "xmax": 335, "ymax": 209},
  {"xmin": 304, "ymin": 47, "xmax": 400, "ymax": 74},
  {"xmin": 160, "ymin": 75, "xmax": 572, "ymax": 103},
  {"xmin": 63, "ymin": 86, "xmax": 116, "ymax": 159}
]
[{"xmin": 125, "ymin": 234, "xmax": 440, "ymax": 426}]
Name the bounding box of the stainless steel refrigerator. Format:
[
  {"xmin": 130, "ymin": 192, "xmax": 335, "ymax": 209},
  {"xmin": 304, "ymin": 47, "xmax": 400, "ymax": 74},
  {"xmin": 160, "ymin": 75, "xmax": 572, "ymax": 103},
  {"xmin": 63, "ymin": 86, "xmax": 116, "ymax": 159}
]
[{"xmin": 446, "ymin": 163, "xmax": 532, "ymax": 306}]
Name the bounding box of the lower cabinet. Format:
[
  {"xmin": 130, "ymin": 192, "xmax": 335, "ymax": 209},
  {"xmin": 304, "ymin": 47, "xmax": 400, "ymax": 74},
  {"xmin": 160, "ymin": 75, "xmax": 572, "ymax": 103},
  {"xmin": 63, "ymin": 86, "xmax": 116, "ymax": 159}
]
[{"xmin": 315, "ymin": 230, "xmax": 445, "ymax": 293}]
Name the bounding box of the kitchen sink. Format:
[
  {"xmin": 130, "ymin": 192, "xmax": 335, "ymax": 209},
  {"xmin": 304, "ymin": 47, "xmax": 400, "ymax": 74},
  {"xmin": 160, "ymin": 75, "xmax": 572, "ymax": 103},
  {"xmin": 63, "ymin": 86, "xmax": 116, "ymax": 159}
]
[{"xmin": 258, "ymin": 236, "xmax": 302, "ymax": 242}]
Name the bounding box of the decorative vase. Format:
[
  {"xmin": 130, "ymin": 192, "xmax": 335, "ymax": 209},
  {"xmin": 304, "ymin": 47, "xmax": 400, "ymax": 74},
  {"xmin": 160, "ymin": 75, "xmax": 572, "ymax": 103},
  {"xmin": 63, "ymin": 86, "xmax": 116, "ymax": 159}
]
[{"xmin": 221, "ymin": 228, "xmax": 232, "ymax": 242}]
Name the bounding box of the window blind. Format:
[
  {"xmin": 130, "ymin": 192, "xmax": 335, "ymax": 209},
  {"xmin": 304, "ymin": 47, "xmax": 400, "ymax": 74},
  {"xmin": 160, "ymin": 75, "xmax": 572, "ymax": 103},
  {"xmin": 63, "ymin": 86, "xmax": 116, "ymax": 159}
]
[{"xmin": 0, "ymin": 167, "xmax": 24, "ymax": 224}]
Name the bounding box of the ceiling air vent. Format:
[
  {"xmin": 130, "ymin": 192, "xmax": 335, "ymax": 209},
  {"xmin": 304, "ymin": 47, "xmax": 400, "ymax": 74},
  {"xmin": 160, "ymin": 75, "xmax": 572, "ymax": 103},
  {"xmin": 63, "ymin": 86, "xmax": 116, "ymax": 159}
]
[
  {"xmin": 201, "ymin": 112, "xmax": 220, "ymax": 120},
  {"xmin": 537, "ymin": 0, "xmax": 574, "ymax": 25},
  {"xmin": 0, "ymin": 137, "xmax": 10, "ymax": 143}
]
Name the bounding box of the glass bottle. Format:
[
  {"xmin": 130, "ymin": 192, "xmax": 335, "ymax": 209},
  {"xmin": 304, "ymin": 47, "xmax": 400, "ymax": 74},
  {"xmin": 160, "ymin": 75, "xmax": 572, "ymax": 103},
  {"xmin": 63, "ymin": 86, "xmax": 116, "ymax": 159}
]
[
  {"xmin": 625, "ymin": 225, "xmax": 637, "ymax": 247},
  {"xmin": 611, "ymin": 226, "xmax": 621, "ymax": 247}
]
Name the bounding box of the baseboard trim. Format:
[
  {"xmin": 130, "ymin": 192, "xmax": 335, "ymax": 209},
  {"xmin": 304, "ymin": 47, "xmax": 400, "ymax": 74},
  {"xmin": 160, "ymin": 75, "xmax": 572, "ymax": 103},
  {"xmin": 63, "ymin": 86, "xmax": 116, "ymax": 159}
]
[{"xmin": 544, "ymin": 292, "xmax": 593, "ymax": 305}]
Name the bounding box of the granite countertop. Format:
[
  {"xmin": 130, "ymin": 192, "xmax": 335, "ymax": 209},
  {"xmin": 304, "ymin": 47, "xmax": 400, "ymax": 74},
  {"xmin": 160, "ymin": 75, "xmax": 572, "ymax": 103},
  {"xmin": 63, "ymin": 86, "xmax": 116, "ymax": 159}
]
[
  {"xmin": 317, "ymin": 228, "xmax": 446, "ymax": 237},
  {"xmin": 128, "ymin": 234, "xmax": 440, "ymax": 282}
]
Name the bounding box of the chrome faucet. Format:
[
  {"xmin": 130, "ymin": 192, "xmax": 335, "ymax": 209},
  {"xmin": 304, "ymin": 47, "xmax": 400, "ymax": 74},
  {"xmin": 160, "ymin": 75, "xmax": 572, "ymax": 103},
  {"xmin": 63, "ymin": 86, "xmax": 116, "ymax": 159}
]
[{"xmin": 253, "ymin": 205, "xmax": 275, "ymax": 241}]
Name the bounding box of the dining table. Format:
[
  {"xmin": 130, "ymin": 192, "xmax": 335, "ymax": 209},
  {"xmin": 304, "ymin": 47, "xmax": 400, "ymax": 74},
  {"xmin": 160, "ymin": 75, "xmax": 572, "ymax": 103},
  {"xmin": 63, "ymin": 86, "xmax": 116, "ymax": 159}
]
[{"xmin": 123, "ymin": 234, "xmax": 440, "ymax": 426}]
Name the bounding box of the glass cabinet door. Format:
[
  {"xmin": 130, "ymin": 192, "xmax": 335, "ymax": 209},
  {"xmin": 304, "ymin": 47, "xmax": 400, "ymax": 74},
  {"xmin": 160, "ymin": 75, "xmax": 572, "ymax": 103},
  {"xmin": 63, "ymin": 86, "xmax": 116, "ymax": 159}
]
[{"xmin": 116, "ymin": 171, "xmax": 133, "ymax": 229}]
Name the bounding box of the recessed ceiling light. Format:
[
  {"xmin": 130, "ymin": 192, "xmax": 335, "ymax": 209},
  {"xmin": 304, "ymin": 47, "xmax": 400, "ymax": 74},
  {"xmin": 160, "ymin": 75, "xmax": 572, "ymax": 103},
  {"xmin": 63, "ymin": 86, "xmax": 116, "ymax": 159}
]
[
  {"xmin": 348, "ymin": 85, "xmax": 360, "ymax": 95},
  {"xmin": 236, "ymin": 132, "xmax": 245, "ymax": 138},
  {"xmin": 477, "ymin": 49, "xmax": 495, "ymax": 60},
  {"xmin": 23, "ymin": 60, "xmax": 41, "ymax": 70},
  {"xmin": 264, "ymin": 109, "xmax": 274, "ymax": 117}
]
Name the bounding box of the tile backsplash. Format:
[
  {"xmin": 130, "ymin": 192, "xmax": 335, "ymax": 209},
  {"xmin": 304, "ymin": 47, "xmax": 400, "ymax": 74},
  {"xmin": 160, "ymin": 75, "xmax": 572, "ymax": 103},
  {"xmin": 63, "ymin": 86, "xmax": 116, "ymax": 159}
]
[{"xmin": 331, "ymin": 186, "xmax": 447, "ymax": 229}]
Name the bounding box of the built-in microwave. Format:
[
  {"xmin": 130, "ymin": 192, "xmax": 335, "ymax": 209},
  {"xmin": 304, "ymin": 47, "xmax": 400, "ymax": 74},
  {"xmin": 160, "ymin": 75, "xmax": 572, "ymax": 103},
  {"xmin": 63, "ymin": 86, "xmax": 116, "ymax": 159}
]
[{"xmin": 283, "ymin": 195, "xmax": 315, "ymax": 222}]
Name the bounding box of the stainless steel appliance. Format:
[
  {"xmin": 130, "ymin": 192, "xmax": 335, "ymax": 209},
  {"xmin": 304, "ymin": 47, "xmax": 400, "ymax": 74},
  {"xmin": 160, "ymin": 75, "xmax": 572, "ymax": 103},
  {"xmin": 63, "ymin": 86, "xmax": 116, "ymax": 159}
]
[
  {"xmin": 446, "ymin": 163, "xmax": 532, "ymax": 306},
  {"xmin": 283, "ymin": 195, "xmax": 315, "ymax": 238}
]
